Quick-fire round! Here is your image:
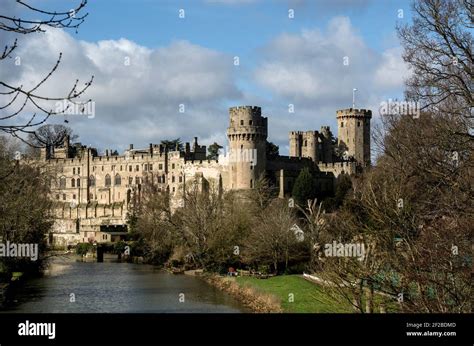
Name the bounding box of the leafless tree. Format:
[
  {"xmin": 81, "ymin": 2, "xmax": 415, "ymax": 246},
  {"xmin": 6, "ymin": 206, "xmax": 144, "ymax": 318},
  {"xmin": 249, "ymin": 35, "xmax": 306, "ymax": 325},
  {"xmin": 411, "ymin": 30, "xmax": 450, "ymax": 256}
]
[
  {"xmin": 242, "ymin": 198, "xmax": 308, "ymax": 273},
  {"xmin": 0, "ymin": 0, "xmax": 93, "ymax": 143},
  {"xmin": 313, "ymin": 111, "xmax": 472, "ymax": 313},
  {"xmin": 397, "ymin": 0, "xmax": 473, "ymax": 139}
]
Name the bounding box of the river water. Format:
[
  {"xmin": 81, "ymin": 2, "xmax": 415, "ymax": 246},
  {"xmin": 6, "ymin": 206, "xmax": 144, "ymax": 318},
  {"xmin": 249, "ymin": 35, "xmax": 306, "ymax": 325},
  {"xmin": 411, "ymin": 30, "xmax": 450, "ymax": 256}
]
[{"xmin": 1, "ymin": 255, "xmax": 247, "ymax": 313}]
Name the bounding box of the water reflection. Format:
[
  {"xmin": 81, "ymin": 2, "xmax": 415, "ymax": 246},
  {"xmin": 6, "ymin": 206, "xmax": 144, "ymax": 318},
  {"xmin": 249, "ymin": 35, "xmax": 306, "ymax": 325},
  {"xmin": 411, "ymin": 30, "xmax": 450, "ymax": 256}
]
[{"xmin": 2, "ymin": 256, "xmax": 247, "ymax": 313}]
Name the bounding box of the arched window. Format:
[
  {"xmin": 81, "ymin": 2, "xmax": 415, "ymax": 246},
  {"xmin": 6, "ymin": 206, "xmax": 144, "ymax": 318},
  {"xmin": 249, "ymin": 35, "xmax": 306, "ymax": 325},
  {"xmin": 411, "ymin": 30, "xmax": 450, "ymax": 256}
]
[
  {"xmin": 89, "ymin": 175, "xmax": 95, "ymax": 187},
  {"xmin": 59, "ymin": 177, "xmax": 66, "ymax": 189},
  {"xmin": 105, "ymin": 174, "xmax": 111, "ymax": 187},
  {"xmin": 71, "ymin": 178, "xmax": 75, "ymax": 188},
  {"xmin": 77, "ymin": 178, "xmax": 80, "ymax": 187},
  {"xmin": 115, "ymin": 174, "xmax": 121, "ymax": 186}
]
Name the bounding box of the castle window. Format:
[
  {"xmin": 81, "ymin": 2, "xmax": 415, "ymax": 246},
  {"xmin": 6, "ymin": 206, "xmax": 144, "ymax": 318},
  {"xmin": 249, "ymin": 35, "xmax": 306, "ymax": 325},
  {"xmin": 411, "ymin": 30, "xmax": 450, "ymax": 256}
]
[
  {"xmin": 77, "ymin": 178, "xmax": 80, "ymax": 187},
  {"xmin": 240, "ymin": 120, "xmax": 244, "ymax": 125},
  {"xmin": 71, "ymin": 178, "xmax": 75, "ymax": 188},
  {"xmin": 73, "ymin": 194, "xmax": 76, "ymax": 200},
  {"xmin": 159, "ymin": 164, "xmax": 163, "ymax": 170},
  {"xmin": 129, "ymin": 177, "xmax": 133, "ymax": 185},
  {"xmin": 149, "ymin": 164, "xmax": 153, "ymax": 171},
  {"xmin": 115, "ymin": 174, "xmax": 121, "ymax": 186},
  {"xmin": 78, "ymin": 167, "xmax": 80, "ymax": 174},
  {"xmin": 341, "ymin": 122, "xmax": 344, "ymax": 128},
  {"xmin": 250, "ymin": 179, "xmax": 253, "ymax": 188},
  {"xmin": 135, "ymin": 165, "xmax": 139, "ymax": 172},
  {"xmin": 89, "ymin": 175, "xmax": 95, "ymax": 186},
  {"xmin": 304, "ymin": 140, "xmax": 307, "ymax": 147},
  {"xmin": 101, "ymin": 166, "xmax": 104, "ymax": 171},
  {"xmin": 120, "ymin": 165, "xmax": 122, "ymax": 171},
  {"xmin": 249, "ymin": 120, "xmax": 253, "ymax": 125},
  {"xmin": 73, "ymin": 168, "xmax": 76, "ymax": 175},
  {"xmin": 135, "ymin": 177, "xmax": 140, "ymax": 185},
  {"xmin": 56, "ymin": 194, "xmax": 59, "ymax": 199},
  {"xmin": 172, "ymin": 163, "xmax": 175, "ymax": 169},
  {"xmin": 172, "ymin": 176, "xmax": 175, "ymax": 183},
  {"xmin": 105, "ymin": 174, "xmax": 111, "ymax": 187},
  {"xmin": 179, "ymin": 176, "xmax": 182, "ymax": 183},
  {"xmin": 157, "ymin": 176, "xmax": 161, "ymax": 183},
  {"xmin": 172, "ymin": 187, "xmax": 175, "ymax": 192},
  {"xmin": 357, "ymin": 121, "xmax": 360, "ymax": 127},
  {"xmin": 59, "ymin": 177, "xmax": 66, "ymax": 189}
]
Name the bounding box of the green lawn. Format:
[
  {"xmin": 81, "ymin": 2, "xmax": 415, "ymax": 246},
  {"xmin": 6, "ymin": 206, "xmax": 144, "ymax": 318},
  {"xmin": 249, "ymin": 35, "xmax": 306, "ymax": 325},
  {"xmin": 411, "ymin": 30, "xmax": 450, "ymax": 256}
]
[{"xmin": 236, "ymin": 275, "xmax": 353, "ymax": 313}]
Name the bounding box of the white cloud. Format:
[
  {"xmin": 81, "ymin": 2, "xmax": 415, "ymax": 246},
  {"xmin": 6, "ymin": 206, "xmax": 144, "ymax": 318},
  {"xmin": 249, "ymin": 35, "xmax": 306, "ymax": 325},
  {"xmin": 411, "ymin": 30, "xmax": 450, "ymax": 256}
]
[
  {"xmin": 1, "ymin": 16, "xmax": 410, "ymax": 156},
  {"xmin": 1, "ymin": 29, "xmax": 242, "ymax": 153},
  {"xmin": 373, "ymin": 46, "xmax": 410, "ymax": 89},
  {"xmin": 253, "ymin": 17, "xmax": 410, "ymax": 150}
]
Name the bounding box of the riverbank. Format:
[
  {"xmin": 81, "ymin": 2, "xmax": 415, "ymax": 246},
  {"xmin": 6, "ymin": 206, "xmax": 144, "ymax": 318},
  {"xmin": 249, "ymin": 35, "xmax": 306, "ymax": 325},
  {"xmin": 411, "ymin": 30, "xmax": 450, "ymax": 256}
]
[
  {"xmin": 202, "ymin": 274, "xmax": 283, "ymax": 313},
  {"xmin": 204, "ymin": 274, "xmax": 354, "ymax": 313}
]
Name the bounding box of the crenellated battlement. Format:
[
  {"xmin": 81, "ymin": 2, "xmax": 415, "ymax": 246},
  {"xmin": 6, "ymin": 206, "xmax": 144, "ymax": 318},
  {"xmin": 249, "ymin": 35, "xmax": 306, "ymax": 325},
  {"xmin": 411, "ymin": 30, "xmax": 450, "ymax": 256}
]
[
  {"xmin": 229, "ymin": 105, "xmax": 262, "ymax": 117},
  {"xmin": 336, "ymin": 108, "xmax": 372, "ymax": 118}
]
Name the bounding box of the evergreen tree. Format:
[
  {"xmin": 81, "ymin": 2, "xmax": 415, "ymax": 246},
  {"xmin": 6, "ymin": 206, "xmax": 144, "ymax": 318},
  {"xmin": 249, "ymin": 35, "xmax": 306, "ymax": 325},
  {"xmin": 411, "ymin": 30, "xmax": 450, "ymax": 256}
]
[{"xmin": 292, "ymin": 167, "xmax": 317, "ymax": 206}]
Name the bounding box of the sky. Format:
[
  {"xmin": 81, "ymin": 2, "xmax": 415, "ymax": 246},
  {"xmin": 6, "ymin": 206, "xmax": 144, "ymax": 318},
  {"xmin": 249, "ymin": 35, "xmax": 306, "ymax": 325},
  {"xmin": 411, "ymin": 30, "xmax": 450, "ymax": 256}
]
[{"xmin": 0, "ymin": 0, "xmax": 413, "ymax": 155}]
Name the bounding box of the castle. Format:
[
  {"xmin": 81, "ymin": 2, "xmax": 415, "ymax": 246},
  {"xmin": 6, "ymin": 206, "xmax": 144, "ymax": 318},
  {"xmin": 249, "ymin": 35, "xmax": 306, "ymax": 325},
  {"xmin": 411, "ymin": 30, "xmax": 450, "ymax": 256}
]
[{"xmin": 33, "ymin": 106, "xmax": 371, "ymax": 247}]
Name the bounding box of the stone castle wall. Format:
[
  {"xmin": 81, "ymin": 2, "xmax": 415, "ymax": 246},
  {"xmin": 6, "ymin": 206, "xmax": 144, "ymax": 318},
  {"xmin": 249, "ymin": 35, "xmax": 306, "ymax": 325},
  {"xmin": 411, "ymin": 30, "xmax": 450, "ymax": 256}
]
[{"xmin": 32, "ymin": 105, "xmax": 370, "ymax": 247}]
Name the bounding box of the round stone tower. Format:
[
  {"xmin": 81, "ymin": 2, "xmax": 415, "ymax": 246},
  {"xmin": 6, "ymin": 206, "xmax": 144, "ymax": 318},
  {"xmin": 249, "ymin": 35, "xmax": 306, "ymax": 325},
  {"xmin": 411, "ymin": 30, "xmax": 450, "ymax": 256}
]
[
  {"xmin": 336, "ymin": 108, "xmax": 372, "ymax": 166},
  {"xmin": 226, "ymin": 106, "xmax": 267, "ymax": 189}
]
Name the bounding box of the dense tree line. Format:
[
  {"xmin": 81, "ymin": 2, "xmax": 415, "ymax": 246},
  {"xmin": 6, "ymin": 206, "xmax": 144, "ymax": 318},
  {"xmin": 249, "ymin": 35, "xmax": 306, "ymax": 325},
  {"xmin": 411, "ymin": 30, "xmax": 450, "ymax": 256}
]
[{"xmin": 0, "ymin": 137, "xmax": 53, "ymax": 280}]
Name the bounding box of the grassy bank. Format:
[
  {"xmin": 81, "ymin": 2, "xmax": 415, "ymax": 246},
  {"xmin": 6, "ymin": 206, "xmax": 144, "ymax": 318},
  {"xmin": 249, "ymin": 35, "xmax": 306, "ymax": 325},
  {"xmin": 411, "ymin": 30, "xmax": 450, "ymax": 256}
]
[
  {"xmin": 236, "ymin": 275, "xmax": 353, "ymax": 313},
  {"xmin": 203, "ymin": 274, "xmax": 282, "ymax": 312}
]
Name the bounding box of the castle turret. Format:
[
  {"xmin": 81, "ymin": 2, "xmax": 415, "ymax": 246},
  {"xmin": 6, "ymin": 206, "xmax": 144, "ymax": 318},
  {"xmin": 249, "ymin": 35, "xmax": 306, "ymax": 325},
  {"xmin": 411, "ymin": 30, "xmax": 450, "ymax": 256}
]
[
  {"xmin": 336, "ymin": 108, "xmax": 371, "ymax": 166},
  {"xmin": 289, "ymin": 131, "xmax": 319, "ymax": 162},
  {"xmin": 227, "ymin": 106, "xmax": 267, "ymax": 189},
  {"xmin": 319, "ymin": 126, "xmax": 333, "ymax": 163},
  {"xmin": 289, "ymin": 131, "xmax": 302, "ymax": 158}
]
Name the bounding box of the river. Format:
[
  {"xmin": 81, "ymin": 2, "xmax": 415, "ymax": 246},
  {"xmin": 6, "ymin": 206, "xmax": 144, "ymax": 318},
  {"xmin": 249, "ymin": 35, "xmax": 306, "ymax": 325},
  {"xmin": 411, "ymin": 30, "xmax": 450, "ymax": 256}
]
[{"xmin": 1, "ymin": 255, "xmax": 247, "ymax": 313}]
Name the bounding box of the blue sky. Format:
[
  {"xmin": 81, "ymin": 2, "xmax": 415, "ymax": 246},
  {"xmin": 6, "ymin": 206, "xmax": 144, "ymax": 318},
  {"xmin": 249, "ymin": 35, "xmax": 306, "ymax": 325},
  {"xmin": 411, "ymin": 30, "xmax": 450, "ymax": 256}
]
[
  {"xmin": 5, "ymin": 0, "xmax": 413, "ymax": 154},
  {"xmin": 51, "ymin": 0, "xmax": 412, "ymax": 52}
]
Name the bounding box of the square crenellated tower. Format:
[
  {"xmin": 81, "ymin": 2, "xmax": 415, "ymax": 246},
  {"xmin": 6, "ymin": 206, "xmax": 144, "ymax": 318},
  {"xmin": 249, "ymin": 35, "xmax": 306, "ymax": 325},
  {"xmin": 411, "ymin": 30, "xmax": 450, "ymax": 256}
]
[{"xmin": 336, "ymin": 108, "xmax": 371, "ymax": 167}]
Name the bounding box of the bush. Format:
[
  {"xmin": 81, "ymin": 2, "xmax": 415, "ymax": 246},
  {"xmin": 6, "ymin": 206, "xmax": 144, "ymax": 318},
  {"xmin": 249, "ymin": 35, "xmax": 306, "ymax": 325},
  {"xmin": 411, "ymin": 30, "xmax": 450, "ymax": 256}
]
[{"xmin": 75, "ymin": 243, "xmax": 95, "ymax": 256}]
